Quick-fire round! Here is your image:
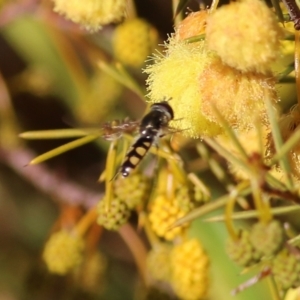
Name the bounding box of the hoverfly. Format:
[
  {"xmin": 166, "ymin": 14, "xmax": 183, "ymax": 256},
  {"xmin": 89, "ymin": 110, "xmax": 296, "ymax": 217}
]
[
  {"xmin": 117, "ymin": 101, "xmax": 174, "ymax": 178},
  {"xmin": 20, "ymin": 101, "xmax": 175, "ymax": 180}
]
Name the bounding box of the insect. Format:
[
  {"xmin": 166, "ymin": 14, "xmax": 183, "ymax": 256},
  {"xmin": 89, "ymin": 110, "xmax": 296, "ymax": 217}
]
[{"xmin": 118, "ymin": 101, "xmax": 174, "ymax": 178}]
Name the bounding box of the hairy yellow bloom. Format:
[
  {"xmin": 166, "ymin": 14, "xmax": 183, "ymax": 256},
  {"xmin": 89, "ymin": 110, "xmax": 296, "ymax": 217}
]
[
  {"xmin": 114, "ymin": 173, "xmax": 150, "ymax": 209},
  {"xmin": 199, "ymin": 57, "xmax": 278, "ymax": 130},
  {"xmin": 97, "ymin": 198, "xmax": 130, "ymax": 230},
  {"xmin": 206, "ymin": 0, "xmax": 283, "ymax": 74},
  {"xmin": 145, "ymin": 37, "xmax": 278, "ymax": 137},
  {"xmin": 113, "ymin": 18, "xmax": 158, "ymax": 68},
  {"xmin": 175, "ymin": 10, "xmax": 208, "ymax": 41},
  {"xmin": 148, "ymin": 194, "xmax": 189, "ymax": 241},
  {"xmin": 52, "ymin": 0, "xmax": 127, "ymax": 31},
  {"xmin": 171, "ymin": 239, "xmax": 210, "ymax": 300},
  {"xmin": 145, "ymin": 39, "xmax": 222, "ymax": 138},
  {"xmin": 43, "ymin": 230, "xmax": 85, "ymax": 275}
]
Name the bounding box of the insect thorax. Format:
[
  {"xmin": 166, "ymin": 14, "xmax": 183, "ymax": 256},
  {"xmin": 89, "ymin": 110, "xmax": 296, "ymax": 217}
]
[{"xmin": 140, "ymin": 102, "xmax": 174, "ymax": 137}]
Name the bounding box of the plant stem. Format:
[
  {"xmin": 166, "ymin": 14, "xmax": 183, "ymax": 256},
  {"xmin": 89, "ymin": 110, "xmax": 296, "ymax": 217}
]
[
  {"xmin": 295, "ymin": 30, "xmax": 300, "ymax": 105},
  {"xmin": 282, "ymin": 0, "xmax": 300, "ymax": 29},
  {"xmin": 119, "ymin": 223, "xmax": 149, "ymax": 286}
]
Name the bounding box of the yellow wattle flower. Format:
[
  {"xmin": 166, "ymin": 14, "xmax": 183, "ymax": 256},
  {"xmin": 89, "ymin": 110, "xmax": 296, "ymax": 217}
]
[
  {"xmin": 148, "ymin": 194, "xmax": 189, "ymax": 241},
  {"xmin": 145, "ymin": 39, "xmax": 222, "ymax": 138},
  {"xmin": 171, "ymin": 239, "xmax": 210, "ymax": 300},
  {"xmin": 42, "ymin": 230, "xmax": 85, "ymax": 275},
  {"xmin": 206, "ymin": 0, "xmax": 284, "ymax": 74},
  {"xmin": 52, "ymin": 0, "xmax": 127, "ymax": 31},
  {"xmin": 199, "ymin": 56, "xmax": 278, "ymax": 131},
  {"xmin": 113, "ymin": 18, "xmax": 158, "ymax": 68}
]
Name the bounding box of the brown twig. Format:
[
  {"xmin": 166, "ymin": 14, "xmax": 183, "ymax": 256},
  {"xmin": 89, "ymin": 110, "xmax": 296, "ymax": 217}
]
[
  {"xmin": 118, "ymin": 223, "xmax": 149, "ymax": 286},
  {"xmin": 282, "ymin": 0, "xmax": 300, "ymax": 30},
  {"xmin": 262, "ymin": 182, "xmax": 300, "ymax": 205},
  {"xmin": 231, "ymin": 267, "xmax": 272, "ymax": 296},
  {"xmin": 0, "ymin": 146, "xmax": 102, "ymax": 208}
]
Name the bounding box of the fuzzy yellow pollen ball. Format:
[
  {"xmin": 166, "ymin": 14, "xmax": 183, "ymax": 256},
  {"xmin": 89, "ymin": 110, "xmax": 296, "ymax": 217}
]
[
  {"xmin": 206, "ymin": 0, "xmax": 284, "ymax": 74},
  {"xmin": 113, "ymin": 18, "xmax": 158, "ymax": 68},
  {"xmin": 199, "ymin": 56, "xmax": 278, "ymax": 130},
  {"xmin": 145, "ymin": 39, "xmax": 222, "ymax": 138},
  {"xmin": 42, "ymin": 230, "xmax": 85, "ymax": 275},
  {"xmin": 52, "ymin": 0, "xmax": 127, "ymax": 31},
  {"xmin": 171, "ymin": 239, "xmax": 210, "ymax": 300}
]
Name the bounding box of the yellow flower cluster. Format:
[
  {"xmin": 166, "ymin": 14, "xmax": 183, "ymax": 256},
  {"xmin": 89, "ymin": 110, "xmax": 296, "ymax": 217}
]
[
  {"xmin": 42, "ymin": 230, "xmax": 85, "ymax": 275},
  {"xmin": 113, "ymin": 18, "xmax": 158, "ymax": 68},
  {"xmin": 171, "ymin": 239, "xmax": 210, "ymax": 300},
  {"xmin": 145, "ymin": 4, "xmax": 279, "ymax": 138},
  {"xmin": 114, "ymin": 172, "xmax": 150, "ymax": 209},
  {"xmin": 97, "ymin": 198, "xmax": 131, "ymax": 230},
  {"xmin": 148, "ymin": 194, "xmax": 189, "ymax": 241},
  {"xmin": 199, "ymin": 57, "xmax": 277, "ymax": 130},
  {"xmin": 206, "ymin": 0, "xmax": 283, "ymax": 74},
  {"xmin": 145, "ymin": 40, "xmax": 222, "ymax": 138},
  {"xmin": 52, "ymin": 0, "xmax": 127, "ymax": 31}
]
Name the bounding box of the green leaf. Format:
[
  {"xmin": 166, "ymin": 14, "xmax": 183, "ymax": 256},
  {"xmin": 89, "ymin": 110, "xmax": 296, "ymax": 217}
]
[
  {"xmin": 185, "ymin": 34, "xmax": 205, "ymax": 43},
  {"xmin": 19, "ymin": 128, "xmax": 103, "ymax": 139},
  {"xmin": 29, "ymin": 134, "xmax": 100, "ymax": 165},
  {"xmin": 265, "ymin": 96, "xmax": 293, "ymax": 189},
  {"xmin": 172, "ymin": 183, "xmax": 251, "ymax": 227},
  {"xmin": 270, "ymin": 0, "xmax": 284, "ymax": 23},
  {"xmin": 270, "ymin": 128, "xmax": 300, "ymax": 165},
  {"xmin": 204, "ymin": 205, "xmax": 300, "ymax": 222}
]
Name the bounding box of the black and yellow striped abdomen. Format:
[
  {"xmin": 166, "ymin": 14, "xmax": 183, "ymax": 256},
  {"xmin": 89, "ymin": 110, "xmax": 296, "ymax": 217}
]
[{"xmin": 121, "ymin": 136, "xmax": 153, "ymax": 177}]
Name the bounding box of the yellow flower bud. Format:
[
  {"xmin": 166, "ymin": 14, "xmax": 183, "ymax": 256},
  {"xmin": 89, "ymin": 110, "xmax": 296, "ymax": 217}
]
[
  {"xmin": 148, "ymin": 194, "xmax": 189, "ymax": 241},
  {"xmin": 52, "ymin": 0, "xmax": 127, "ymax": 31},
  {"xmin": 113, "ymin": 18, "xmax": 158, "ymax": 68},
  {"xmin": 171, "ymin": 239, "xmax": 210, "ymax": 300},
  {"xmin": 43, "ymin": 230, "xmax": 85, "ymax": 275},
  {"xmin": 206, "ymin": 0, "xmax": 284, "ymax": 74}
]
